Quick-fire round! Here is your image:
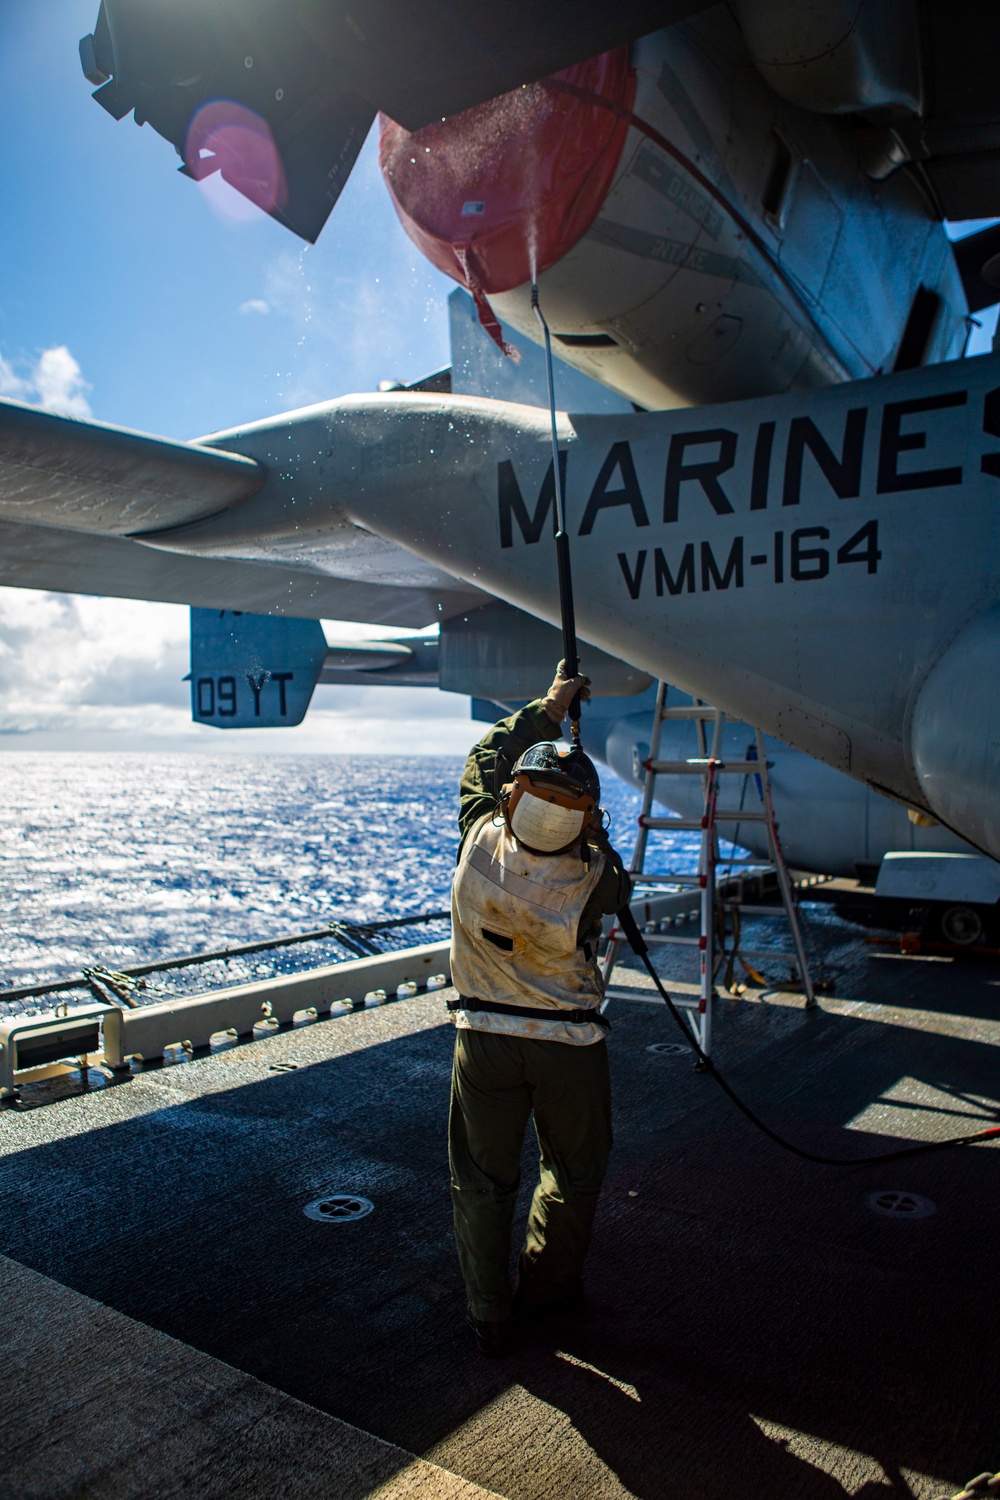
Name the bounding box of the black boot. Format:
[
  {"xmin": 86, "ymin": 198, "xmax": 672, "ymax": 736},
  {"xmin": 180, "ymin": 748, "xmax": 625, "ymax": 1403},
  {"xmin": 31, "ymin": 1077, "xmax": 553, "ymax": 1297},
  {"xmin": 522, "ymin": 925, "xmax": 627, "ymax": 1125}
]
[
  {"xmin": 466, "ymin": 1310, "xmax": 514, "ymax": 1358},
  {"xmin": 511, "ymin": 1280, "xmax": 585, "ymax": 1324}
]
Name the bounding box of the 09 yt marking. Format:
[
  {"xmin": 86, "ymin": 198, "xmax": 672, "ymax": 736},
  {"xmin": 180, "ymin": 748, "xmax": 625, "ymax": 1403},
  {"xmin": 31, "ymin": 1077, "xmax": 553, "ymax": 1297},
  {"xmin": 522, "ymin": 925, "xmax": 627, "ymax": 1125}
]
[
  {"xmin": 617, "ymin": 520, "xmax": 882, "ymax": 599},
  {"xmin": 195, "ymin": 670, "xmax": 296, "ymax": 719}
]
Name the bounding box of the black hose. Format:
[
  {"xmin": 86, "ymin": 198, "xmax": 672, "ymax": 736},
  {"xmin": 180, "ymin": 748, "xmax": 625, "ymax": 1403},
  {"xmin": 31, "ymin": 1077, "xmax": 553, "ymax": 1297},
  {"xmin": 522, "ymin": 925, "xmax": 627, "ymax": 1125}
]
[{"xmin": 615, "ymin": 905, "xmax": 1000, "ymax": 1166}]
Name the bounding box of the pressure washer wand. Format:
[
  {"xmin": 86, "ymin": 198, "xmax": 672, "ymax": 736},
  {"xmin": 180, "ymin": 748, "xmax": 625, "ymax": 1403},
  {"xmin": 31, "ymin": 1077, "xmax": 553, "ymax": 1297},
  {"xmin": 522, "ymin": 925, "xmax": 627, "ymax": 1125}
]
[{"xmin": 532, "ymin": 283, "xmax": 583, "ymax": 746}]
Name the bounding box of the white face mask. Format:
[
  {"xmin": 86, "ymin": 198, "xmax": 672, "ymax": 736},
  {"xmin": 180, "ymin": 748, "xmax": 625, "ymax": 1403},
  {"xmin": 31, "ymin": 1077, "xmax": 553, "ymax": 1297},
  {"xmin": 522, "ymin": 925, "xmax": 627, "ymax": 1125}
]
[{"xmin": 510, "ymin": 790, "xmax": 586, "ymax": 852}]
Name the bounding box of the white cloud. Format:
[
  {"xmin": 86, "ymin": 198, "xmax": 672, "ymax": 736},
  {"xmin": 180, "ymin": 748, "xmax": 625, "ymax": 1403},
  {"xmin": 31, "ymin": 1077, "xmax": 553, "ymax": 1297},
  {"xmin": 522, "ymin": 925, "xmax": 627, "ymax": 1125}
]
[
  {"xmin": 0, "ymin": 588, "xmax": 474, "ymax": 754},
  {"xmin": 0, "ymin": 344, "xmax": 92, "ymax": 418},
  {"xmin": 32, "ymin": 346, "xmax": 92, "ymax": 417},
  {"xmin": 0, "ymin": 353, "xmax": 29, "ymax": 400},
  {"xmin": 239, "ymin": 298, "xmax": 271, "ymax": 315},
  {"xmin": 0, "ymin": 590, "xmax": 188, "ymax": 738}
]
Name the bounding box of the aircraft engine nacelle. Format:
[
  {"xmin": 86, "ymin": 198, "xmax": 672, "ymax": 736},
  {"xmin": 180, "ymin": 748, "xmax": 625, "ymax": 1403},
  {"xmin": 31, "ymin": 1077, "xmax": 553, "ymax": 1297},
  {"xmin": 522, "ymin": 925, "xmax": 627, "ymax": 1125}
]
[{"xmin": 381, "ymin": 11, "xmax": 966, "ymax": 414}]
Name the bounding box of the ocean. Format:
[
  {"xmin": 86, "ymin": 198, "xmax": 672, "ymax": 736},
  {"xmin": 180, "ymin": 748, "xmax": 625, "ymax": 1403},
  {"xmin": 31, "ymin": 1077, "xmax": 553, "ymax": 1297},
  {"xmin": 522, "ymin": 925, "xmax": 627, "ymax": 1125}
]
[{"xmin": 1, "ymin": 754, "xmax": 700, "ymax": 997}]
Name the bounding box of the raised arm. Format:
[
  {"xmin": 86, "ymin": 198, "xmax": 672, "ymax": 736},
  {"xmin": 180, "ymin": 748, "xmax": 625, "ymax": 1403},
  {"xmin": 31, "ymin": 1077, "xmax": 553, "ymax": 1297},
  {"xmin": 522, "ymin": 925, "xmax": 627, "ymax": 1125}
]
[{"xmin": 456, "ymin": 663, "xmax": 591, "ymax": 847}]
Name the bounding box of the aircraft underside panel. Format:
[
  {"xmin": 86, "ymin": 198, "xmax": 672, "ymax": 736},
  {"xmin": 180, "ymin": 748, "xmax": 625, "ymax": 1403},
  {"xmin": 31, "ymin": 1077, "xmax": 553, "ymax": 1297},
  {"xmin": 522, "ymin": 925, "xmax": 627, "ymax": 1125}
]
[
  {"xmin": 592, "ymin": 699, "xmax": 976, "ymax": 877},
  {"xmin": 79, "ymin": 0, "xmax": 1000, "ymax": 241},
  {"xmin": 484, "ymin": 16, "xmax": 967, "ymax": 412}
]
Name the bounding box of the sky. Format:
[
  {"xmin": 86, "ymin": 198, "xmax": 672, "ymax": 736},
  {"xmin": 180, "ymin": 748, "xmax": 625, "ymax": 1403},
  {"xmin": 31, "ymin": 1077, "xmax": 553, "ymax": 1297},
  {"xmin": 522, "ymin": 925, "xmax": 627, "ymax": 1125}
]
[
  {"xmin": 0, "ymin": 0, "xmax": 470, "ymax": 754},
  {"xmin": 0, "ymin": 4, "xmax": 997, "ymax": 754}
]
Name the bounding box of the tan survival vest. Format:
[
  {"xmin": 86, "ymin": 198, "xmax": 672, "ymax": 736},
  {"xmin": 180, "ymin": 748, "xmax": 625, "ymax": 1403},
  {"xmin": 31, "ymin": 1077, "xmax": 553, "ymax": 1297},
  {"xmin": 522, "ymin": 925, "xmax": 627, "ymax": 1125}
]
[{"xmin": 450, "ymin": 811, "xmax": 607, "ymax": 1046}]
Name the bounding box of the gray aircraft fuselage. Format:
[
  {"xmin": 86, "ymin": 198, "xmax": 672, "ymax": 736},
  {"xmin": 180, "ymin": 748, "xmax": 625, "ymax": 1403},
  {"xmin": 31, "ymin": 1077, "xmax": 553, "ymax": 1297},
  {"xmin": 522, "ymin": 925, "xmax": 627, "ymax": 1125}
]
[
  {"xmin": 576, "ymin": 689, "xmax": 976, "ymax": 877},
  {"xmin": 137, "ymin": 348, "xmax": 1000, "ymax": 860}
]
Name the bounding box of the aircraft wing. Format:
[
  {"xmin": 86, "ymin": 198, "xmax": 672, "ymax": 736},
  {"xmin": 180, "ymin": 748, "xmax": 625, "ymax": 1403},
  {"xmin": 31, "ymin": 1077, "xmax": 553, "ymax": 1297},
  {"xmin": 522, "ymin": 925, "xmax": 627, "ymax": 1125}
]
[
  {"xmin": 0, "ymin": 396, "xmax": 263, "ymax": 535},
  {"xmin": 0, "ymin": 397, "xmax": 486, "ymax": 625}
]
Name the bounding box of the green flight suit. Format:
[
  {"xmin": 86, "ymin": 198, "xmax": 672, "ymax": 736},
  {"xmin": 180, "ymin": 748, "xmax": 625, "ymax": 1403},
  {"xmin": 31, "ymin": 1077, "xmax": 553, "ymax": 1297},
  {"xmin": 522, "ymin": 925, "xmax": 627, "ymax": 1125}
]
[{"xmin": 449, "ymin": 700, "xmax": 631, "ymax": 1321}]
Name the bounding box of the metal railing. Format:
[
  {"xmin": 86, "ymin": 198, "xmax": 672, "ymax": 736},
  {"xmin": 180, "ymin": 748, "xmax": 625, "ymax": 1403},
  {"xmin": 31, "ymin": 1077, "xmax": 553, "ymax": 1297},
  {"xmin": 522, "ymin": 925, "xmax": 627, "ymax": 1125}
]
[
  {"xmin": 1, "ymin": 911, "xmax": 450, "ymax": 1018},
  {"xmin": 0, "ymin": 910, "xmax": 452, "ymax": 1096}
]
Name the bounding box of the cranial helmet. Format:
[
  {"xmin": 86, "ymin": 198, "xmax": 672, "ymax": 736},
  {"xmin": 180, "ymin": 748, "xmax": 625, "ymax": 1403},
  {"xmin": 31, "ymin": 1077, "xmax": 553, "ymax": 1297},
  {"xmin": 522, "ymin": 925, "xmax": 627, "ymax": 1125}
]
[{"xmin": 505, "ymin": 741, "xmax": 601, "ymax": 854}]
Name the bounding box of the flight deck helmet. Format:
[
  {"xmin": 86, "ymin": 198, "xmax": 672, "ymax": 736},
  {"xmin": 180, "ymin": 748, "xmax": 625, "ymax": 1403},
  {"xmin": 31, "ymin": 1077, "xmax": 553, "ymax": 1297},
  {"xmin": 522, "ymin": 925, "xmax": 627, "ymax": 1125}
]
[{"xmin": 504, "ymin": 741, "xmax": 601, "ymax": 855}]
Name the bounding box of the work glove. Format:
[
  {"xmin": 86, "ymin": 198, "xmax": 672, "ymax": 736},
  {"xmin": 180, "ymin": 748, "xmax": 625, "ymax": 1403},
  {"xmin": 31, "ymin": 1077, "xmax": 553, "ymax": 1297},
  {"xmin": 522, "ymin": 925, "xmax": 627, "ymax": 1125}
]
[{"xmin": 541, "ymin": 660, "xmax": 591, "ymax": 724}]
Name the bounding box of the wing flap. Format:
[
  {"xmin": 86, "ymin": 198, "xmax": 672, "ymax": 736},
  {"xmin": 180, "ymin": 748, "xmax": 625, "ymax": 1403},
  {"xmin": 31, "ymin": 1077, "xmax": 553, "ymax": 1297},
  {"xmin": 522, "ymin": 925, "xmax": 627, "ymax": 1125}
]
[{"xmin": 0, "ymin": 518, "xmax": 485, "ymax": 627}]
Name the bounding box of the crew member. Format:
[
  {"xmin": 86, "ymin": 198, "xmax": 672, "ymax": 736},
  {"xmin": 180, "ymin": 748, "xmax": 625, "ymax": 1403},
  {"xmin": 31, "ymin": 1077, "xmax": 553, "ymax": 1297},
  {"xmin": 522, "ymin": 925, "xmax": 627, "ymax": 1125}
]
[{"xmin": 448, "ymin": 663, "xmax": 631, "ymax": 1356}]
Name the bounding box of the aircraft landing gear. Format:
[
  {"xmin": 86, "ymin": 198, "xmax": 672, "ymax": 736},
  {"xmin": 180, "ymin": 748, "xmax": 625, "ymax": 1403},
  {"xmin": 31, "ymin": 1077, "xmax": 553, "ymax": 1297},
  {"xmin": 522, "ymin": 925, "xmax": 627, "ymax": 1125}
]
[{"xmin": 938, "ymin": 903, "xmax": 984, "ymax": 946}]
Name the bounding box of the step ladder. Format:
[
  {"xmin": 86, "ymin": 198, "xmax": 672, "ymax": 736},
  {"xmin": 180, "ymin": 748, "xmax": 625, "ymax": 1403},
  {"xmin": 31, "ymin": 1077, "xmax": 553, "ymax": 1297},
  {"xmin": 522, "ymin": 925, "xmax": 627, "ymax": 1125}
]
[{"xmin": 602, "ymin": 682, "xmax": 816, "ymax": 1056}]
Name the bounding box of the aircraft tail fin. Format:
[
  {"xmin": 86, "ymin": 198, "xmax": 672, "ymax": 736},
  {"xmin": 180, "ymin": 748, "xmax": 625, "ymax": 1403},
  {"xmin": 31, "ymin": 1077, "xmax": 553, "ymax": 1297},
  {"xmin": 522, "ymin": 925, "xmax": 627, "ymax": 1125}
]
[{"xmin": 189, "ymin": 609, "xmax": 328, "ymax": 729}]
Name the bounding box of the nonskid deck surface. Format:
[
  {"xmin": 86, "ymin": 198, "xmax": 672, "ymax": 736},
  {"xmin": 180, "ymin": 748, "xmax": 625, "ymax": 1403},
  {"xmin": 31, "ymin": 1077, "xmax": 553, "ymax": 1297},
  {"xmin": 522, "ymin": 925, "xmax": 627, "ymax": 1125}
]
[
  {"xmin": 0, "ymin": 909, "xmax": 997, "ymax": 1499},
  {"xmin": 0, "ymin": 1256, "xmax": 500, "ymax": 1500}
]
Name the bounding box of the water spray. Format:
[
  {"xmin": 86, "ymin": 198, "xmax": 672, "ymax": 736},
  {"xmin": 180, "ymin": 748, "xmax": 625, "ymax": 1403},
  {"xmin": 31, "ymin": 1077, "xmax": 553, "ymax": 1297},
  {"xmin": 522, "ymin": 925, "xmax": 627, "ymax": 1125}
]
[{"xmin": 531, "ymin": 283, "xmax": 583, "ymax": 747}]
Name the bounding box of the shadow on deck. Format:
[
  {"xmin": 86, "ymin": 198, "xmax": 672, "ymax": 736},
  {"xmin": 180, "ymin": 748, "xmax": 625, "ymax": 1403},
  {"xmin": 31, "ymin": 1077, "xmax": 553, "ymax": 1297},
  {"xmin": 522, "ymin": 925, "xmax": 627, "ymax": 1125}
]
[{"xmin": 0, "ymin": 928, "xmax": 996, "ymax": 1499}]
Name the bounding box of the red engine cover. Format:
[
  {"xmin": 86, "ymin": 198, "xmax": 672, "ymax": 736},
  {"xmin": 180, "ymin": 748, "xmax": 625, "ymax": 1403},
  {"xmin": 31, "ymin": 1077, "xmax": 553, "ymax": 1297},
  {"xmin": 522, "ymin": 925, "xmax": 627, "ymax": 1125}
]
[{"xmin": 379, "ymin": 49, "xmax": 635, "ymax": 347}]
